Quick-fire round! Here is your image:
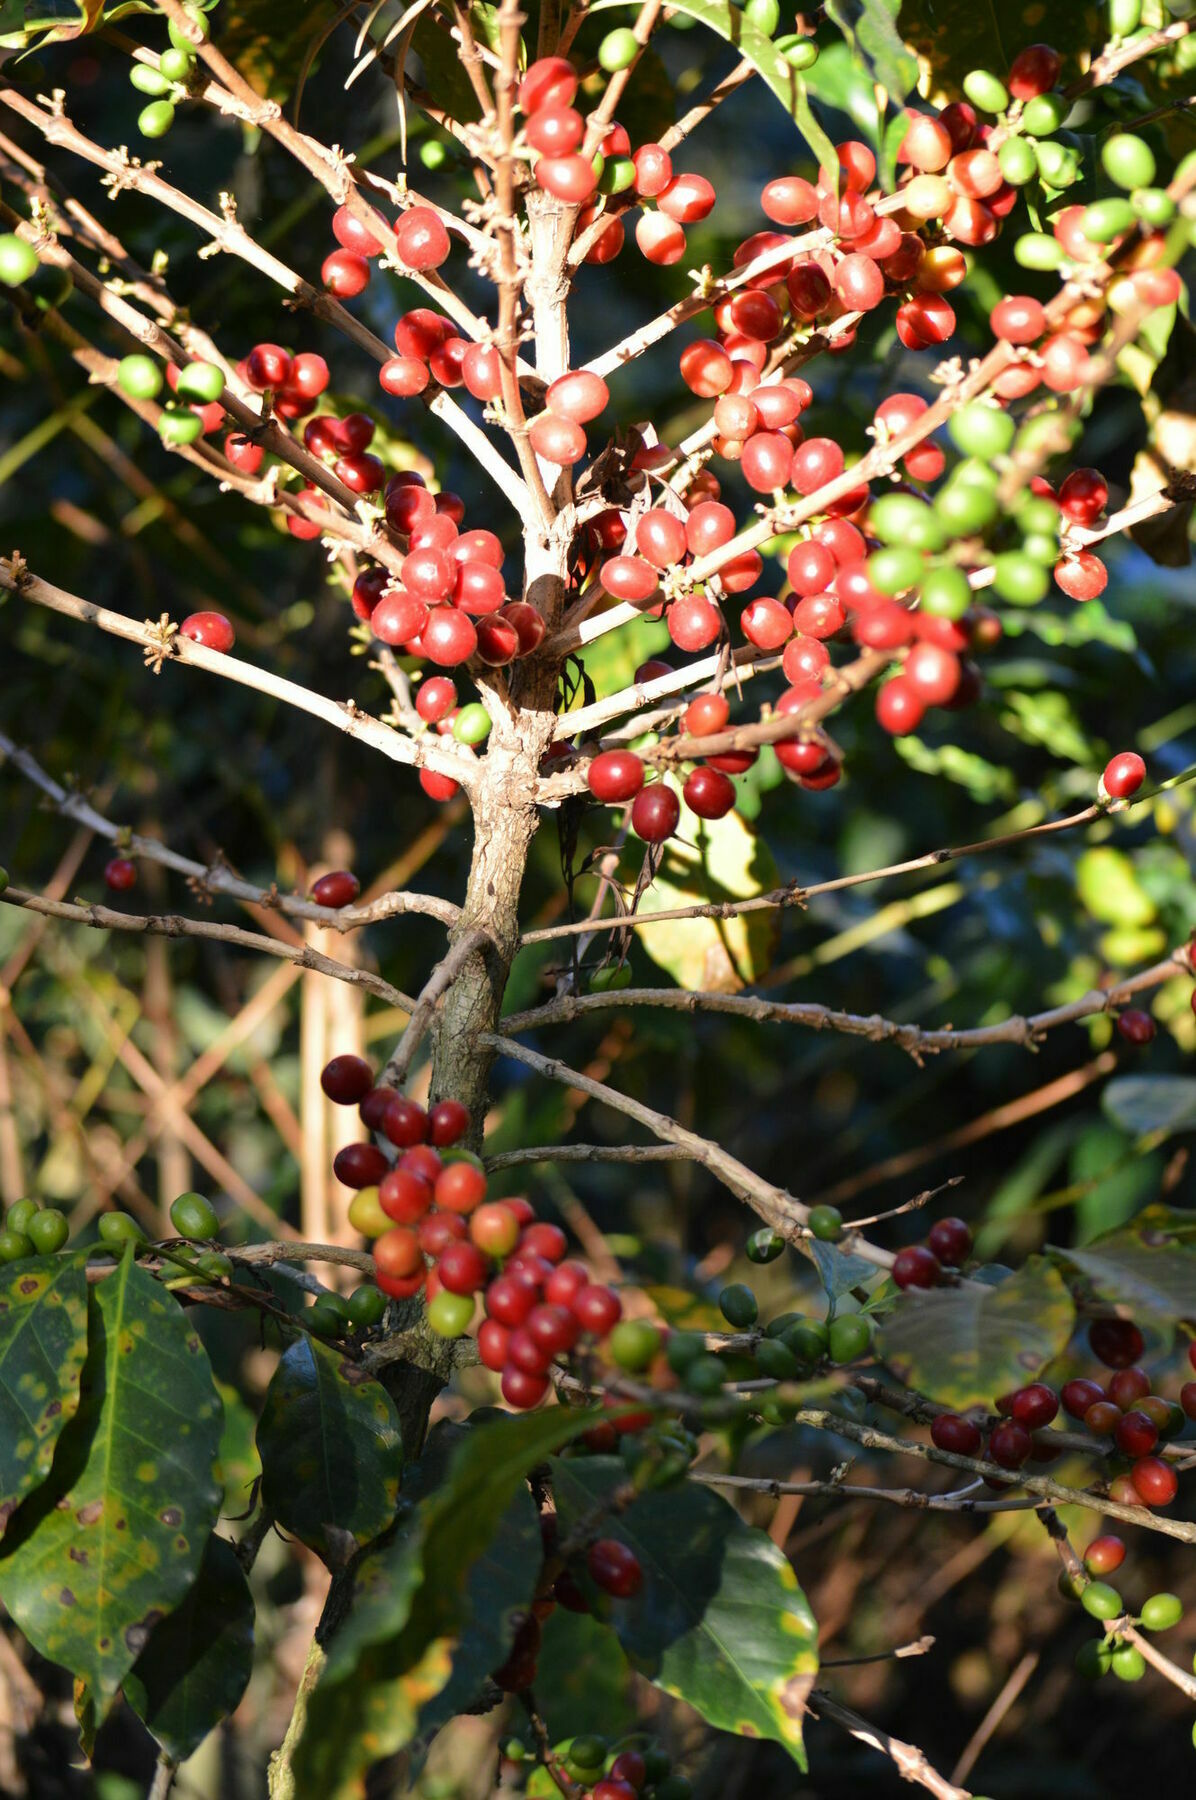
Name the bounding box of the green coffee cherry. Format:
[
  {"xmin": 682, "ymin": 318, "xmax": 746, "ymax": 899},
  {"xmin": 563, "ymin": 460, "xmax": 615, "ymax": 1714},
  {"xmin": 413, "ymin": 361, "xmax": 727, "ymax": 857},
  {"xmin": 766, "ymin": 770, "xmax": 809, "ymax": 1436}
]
[
  {"xmin": 609, "ymin": 1319, "xmax": 660, "ymax": 1371},
  {"xmin": 1101, "ymin": 132, "xmax": 1156, "ymax": 190},
  {"xmin": 427, "ymin": 1289, "xmax": 474, "ymax": 1337},
  {"xmin": 138, "ymin": 100, "xmax": 176, "ymax": 139},
  {"xmin": 997, "ymin": 137, "xmax": 1038, "ymax": 186},
  {"xmin": 935, "ymin": 481, "xmax": 998, "ymax": 537},
  {"xmin": 869, "ymin": 494, "xmax": 943, "ymax": 550},
  {"xmin": 920, "ymin": 565, "xmax": 972, "ymax": 620},
  {"xmin": 1111, "ymin": 1643, "xmax": 1146, "ymax": 1681},
  {"xmin": 1081, "ymin": 1581, "xmax": 1124, "ymax": 1621},
  {"xmin": 167, "ymin": 2, "xmax": 210, "ymax": 48},
  {"xmin": 1081, "ymin": 198, "xmax": 1136, "ymax": 243},
  {"xmin": 0, "ymin": 234, "xmax": 38, "ymax": 288},
  {"xmin": 170, "ymin": 1191, "xmax": 220, "ymax": 1240},
  {"xmin": 774, "ymin": 33, "xmax": 819, "ymax": 69},
  {"xmin": 743, "ymin": 0, "xmax": 781, "ymax": 31},
  {"xmin": 992, "ymin": 552, "xmax": 1050, "ymax": 605},
  {"xmin": 962, "ymin": 69, "xmax": 1009, "ymax": 114},
  {"xmin": 949, "ymin": 403, "xmax": 1016, "ymax": 459},
  {"xmin": 0, "ymin": 867, "xmax": 7, "ymax": 894},
  {"xmin": 118, "ymin": 353, "xmax": 163, "ymax": 400},
  {"xmin": 1131, "ymin": 187, "xmax": 1176, "ymax": 226},
  {"xmin": 158, "ymin": 407, "xmax": 205, "ymax": 446},
  {"xmin": 718, "ymin": 1282, "xmax": 758, "ymax": 1328},
  {"xmin": 754, "ymin": 1337, "xmax": 799, "ymax": 1379},
  {"xmin": 195, "ymin": 1249, "xmax": 232, "ymax": 1280},
  {"xmin": 598, "ymin": 27, "xmax": 639, "ymax": 71},
  {"xmin": 174, "ymin": 360, "xmax": 224, "ymax": 403},
  {"xmin": 419, "ymin": 140, "xmax": 448, "ymax": 171},
  {"xmin": 589, "ymin": 962, "xmax": 632, "ymax": 992},
  {"xmin": 685, "ymin": 1353, "xmax": 728, "ymax": 1394},
  {"xmin": 1021, "ymin": 531, "xmax": 1061, "ymax": 566},
  {"xmin": 158, "ymin": 47, "xmax": 196, "ymax": 84},
  {"xmin": 7, "ymin": 1199, "xmax": 39, "ymax": 1236},
  {"xmin": 98, "ymin": 1212, "xmax": 145, "ymax": 1248},
  {"xmin": 827, "ymin": 1314, "xmax": 872, "ymax": 1364},
  {"xmin": 27, "ymin": 1209, "xmax": 69, "ymax": 1255},
  {"xmin": 0, "ymin": 1231, "xmax": 32, "ymax": 1263},
  {"xmin": 869, "ymin": 547, "xmax": 925, "ymax": 596},
  {"xmin": 1109, "ymin": 0, "xmax": 1142, "ymax": 31},
  {"xmin": 1014, "ymin": 231, "xmax": 1065, "ymax": 270},
  {"xmin": 308, "ymin": 1299, "xmax": 347, "ymax": 1337},
  {"xmin": 599, "ymin": 157, "xmax": 637, "ymax": 196},
  {"xmin": 452, "ymin": 702, "xmax": 491, "ymax": 745},
  {"xmin": 1074, "ymin": 1636, "xmax": 1113, "ymax": 1679},
  {"xmin": 347, "ymin": 1283, "xmax": 388, "ymax": 1328},
  {"xmin": 1021, "ymin": 93, "xmax": 1068, "ymax": 137},
  {"xmin": 807, "ymin": 1204, "xmax": 843, "ymax": 1242},
  {"xmin": 1013, "ymin": 493, "xmax": 1061, "ymax": 535},
  {"xmin": 746, "ymin": 1227, "xmax": 785, "ymax": 1263},
  {"xmin": 666, "ymin": 1329, "xmax": 706, "ymax": 1374},
  {"xmin": 131, "ymin": 64, "xmax": 173, "ymax": 97},
  {"xmin": 1139, "ymin": 1591, "xmax": 1183, "ymax": 1631},
  {"xmin": 782, "ymin": 1320, "xmax": 829, "ymax": 1367}
]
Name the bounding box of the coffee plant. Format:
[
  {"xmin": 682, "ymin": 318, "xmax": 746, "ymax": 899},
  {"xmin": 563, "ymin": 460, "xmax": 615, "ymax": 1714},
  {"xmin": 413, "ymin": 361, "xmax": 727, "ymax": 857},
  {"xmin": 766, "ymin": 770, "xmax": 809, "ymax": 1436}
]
[{"xmin": 1, "ymin": 0, "xmax": 1196, "ymax": 1795}]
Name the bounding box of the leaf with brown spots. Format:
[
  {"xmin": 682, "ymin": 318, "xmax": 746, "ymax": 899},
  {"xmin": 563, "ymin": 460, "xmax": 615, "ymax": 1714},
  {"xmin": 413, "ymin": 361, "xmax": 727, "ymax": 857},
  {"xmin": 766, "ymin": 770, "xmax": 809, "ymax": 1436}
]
[
  {"xmin": 256, "ymin": 1336, "xmax": 403, "ymax": 1562},
  {"xmin": 0, "ymin": 1251, "xmax": 223, "ymax": 1708},
  {"xmin": 551, "ymin": 1459, "xmax": 819, "ymax": 1769},
  {"xmin": 0, "ymin": 1252, "xmax": 89, "ymax": 1530}
]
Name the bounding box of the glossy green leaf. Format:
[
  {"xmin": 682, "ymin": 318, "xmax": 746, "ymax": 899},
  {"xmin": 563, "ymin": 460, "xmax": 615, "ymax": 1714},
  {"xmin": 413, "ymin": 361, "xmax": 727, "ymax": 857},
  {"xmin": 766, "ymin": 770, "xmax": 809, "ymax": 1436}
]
[
  {"xmin": 0, "ymin": 1253, "xmax": 223, "ymax": 1707},
  {"xmin": 293, "ymin": 1407, "xmax": 596, "ymax": 1800},
  {"xmin": 1102, "ymin": 1075, "xmax": 1196, "ymax": 1140},
  {"xmin": 256, "ymin": 1336, "xmax": 403, "ymax": 1562},
  {"xmin": 877, "ymin": 1256, "xmax": 1074, "ymax": 1408},
  {"xmin": 638, "ymin": 796, "xmax": 780, "ymax": 993},
  {"xmin": 826, "ymin": 0, "xmax": 918, "ymax": 101},
  {"xmin": 552, "ymin": 1459, "xmax": 818, "ymax": 1767},
  {"xmin": 808, "ymin": 1238, "xmax": 883, "ymax": 1301},
  {"xmin": 535, "ymin": 1606, "xmax": 638, "ymax": 1741},
  {"xmin": 1051, "ymin": 1205, "xmax": 1196, "ymax": 1333},
  {"xmin": 590, "ymin": 0, "xmax": 838, "ymax": 175},
  {"xmin": 0, "ymin": 1252, "xmax": 89, "ymax": 1532},
  {"xmin": 123, "ymin": 1533, "xmax": 254, "ymax": 1763}
]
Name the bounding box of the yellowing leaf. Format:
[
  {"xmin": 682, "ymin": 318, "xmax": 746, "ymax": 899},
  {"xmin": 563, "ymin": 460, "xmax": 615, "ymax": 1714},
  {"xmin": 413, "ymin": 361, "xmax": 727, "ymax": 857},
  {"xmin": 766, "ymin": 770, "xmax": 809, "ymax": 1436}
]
[{"xmin": 639, "ymin": 794, "xmax": 779, "ymax": 993}]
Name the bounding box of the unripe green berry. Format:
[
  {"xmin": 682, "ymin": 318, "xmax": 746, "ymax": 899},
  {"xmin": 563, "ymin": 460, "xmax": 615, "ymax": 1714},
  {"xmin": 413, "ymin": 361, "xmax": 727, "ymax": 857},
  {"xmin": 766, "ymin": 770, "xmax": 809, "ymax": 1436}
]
[
  {"xmin": 997, "ymin": 137, "xmax": 1038, "ymax": 186},
  {"xmin": 0, "ymin": 234, "xmax": 38, "ymax": 288},
  {"xmin": 808, "ymin": 1204, "xmax": 843, "ymax": 1242},
  {"xmin": 452, "ymin": 702, "xmax": 491, "ymax": 745},
  {"xmin": 718, "ymin": 1282, "xmax": 758, "ymax": 1328},
  {"xmin": 1101, "ymin": 132, "xmax": 1156, "ymax": 191},
  {"xmin": 167, "ymin": 2, "xmax": 210, "ymax": 48},
  {"xmin": 919, "ymin": 565, "xmax": 972, "ymax": 620},
  {"xmin": 1074, "ymin": 1636, "xmax": 1113, "ymax": 1679},
  {"xmin": 599, "ymin": 157, "xmax": 637, "ymax": 195},
  {"xmin": 746, "ymin": 1227, "xmax": 785, "ymax": 1263},
  {"xmin": 138, "ymin": 100, "xmax": 176, "ymax": 139},
  {"xmin": 665, "ymin": 1329, "xmax": 706, "ymax": 1374},
  {"xmin": 174, "ymin": 360, "xmax": 224, "ymax": 403},
  {"xmin": 598, "ymin": 28, "xmax": 639, "ymax": 71},
  {"xmin": 158, "ymin": 46, "xmax": 196, "ymax": 84},
  {"xmin": 308, "ymin": 1299, "xmax": 348, "ymax": 1337},
  {"xmin": 27, "ymin": 1209, "xmax": 69, "ymax": 1255},
  {"xmin": 775, "ymin": 33, "xmax": 819, "ymax": 68},
  {"xmin": 992, "ymin": 551, "xmax": 1050, "ymax": 605},
  {"xmin": 949, "ymin": 403, "xmax": 1016, "ymax": 459},
  {"xmin": 1130, "ymin": 187, "xmax": 1176, "ymax": 225},
  {"xmin": 419, "ymin": 140, "xmax": 448, "ymax": 171},
  {"xmin": 868, "ymin": 546, "xmax": 924, "ymax": 596},
  {"xmin": 0, "ymin": 1230, "xmax": 32, "ymax": 1262},
  {"xmin": 98, "ymin": 1212, "xmax": 145, "ymax": 1248},
  {"xmin": 781, "ymin": 1320, "xmax": 828, "ymax": 1367},
  {"xmin": 609, "ymin": 1319, "xmax": 660, "ymax": 1371},
  {"xmin": 7, "ymin": 1199, "xmax": 39, "ymax": 1236},
  {"xmin": 827, "ymin": 1314, "xmax": 871, "ymax": 1364},
  {"xmin": 118, "ymin": 353, "xmax": 163, "ymax": 400},
  {"xmin": 1111, "ymin": 1643, "xmax": 1146, "ymax": 1681},
  {"xmin": 869, "ymin": 494, "xmax": 945, "ymax": 551},
  {"xmin": 1081, "ymin": 1581, "xmax": 1123, "ymax": 1620},
  {"xmin": 685, "ymin": 1353, "xmax": 728, "ymax": 1394},
  {"xmin": 170, "ymin": 1191, "xmax": 220, "ymax": 1240},
  {"xmin": 962, "ymin": 69, "xmax": 1009, "ymax": 114},
  {"xmin": 427, "ymin": 1289, "xmax": 474, "ymax": 1337},
  {"xmin": 1081, "ymin": 198, "xmax": 1136, "ymax": 243},
  {"xmin": 1109, "ymin": 0, "xmax": 1142, "ymax": 30},
  {"xmin": 742, "ymin": 0, "xmax": 781, "ymax": 32},
  {"xmin": 1014, "ymin": 231, "xmax": 1065, "ymax": 270},
  {"xmin": 158, "ymin": 406, "xmax": 205, "ymax": 446},
  {"xmin": 754, "ymin": 1337, "xmax": 799, "ymax": 1379},
  {"xmin": 347, "ymin": 1283, "xmax": 388, "ymax": 1328},
  {"xmin": 1021, "ymin": 93, "xmax": 1068, "ymax": 137},
  {"xmin": 195, "ymin": 1250, "xmax": 232, "ymax": 1280},
  {"xmin": 130, "ymin": 64, "xmax": 173, "ymax": 96},
  {"xmin": 1139, "ymin": 1591, "xmax": 1183, "ymax": 1631}
]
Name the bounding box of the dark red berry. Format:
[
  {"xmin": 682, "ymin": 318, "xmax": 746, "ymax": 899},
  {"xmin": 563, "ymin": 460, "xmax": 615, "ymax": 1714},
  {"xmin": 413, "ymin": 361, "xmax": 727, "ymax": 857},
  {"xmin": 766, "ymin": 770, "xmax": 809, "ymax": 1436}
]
[
  {"xmin": 930, "ymin": 1413, "xmax": 982, "ymax": 1456},
  {"xmin": 926, "ymin": 1217, "xmax": 972, "ymax": 1267},
  {"xmin": 587, "ymin": 1538, "xmax": 643, "ymax": 1597},
  {"xmin": 1008, "ymin": 1384, "xmax": 1058, "ymax": 1431},
  {"xmin": 988, "ymin": 1420, "xmax": 1032, "ymax": 1469},
  {"xmin": 1061, "ymin": 1378, "xmax": 1106, "ymax": 1419},
  {"xmin": 892, "ymin": 1245, "xmax": 941, "ymax": 1290},
  {"xmin": 311, "ymin": 869, "xmax": 360, "ymax": 909},
  {"xmin": 104, "ymin": 856, "xmax": 137, "ymax": 892},
  {"xmin": 320, "ymin": 1054, "xmax": 373, "ymax": 1104},
  {"xmin": 1089, "ymin": 1318, "xmax": 1144, "ymax": 1368}
]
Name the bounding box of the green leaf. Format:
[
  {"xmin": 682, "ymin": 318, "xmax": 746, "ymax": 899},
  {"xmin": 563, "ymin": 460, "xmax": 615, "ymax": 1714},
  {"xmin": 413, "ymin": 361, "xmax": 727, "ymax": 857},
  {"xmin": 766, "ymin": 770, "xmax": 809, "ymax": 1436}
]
[
  {"xmin": 408, "ymin": 3, "xmax": 501, "ymax": 126},
  {"xmin": 214, "ymin": 1378, "xmax": 261, "ymax": 1514},
  {"xmin": 213, "ymin": 0, "xmax": 343, "ymax": 101},
  {"xmin": 1102, "ymin": 1075, "xmax": 1196, "ymax": 1140},
  {"xmin": 826, "ymin": 0, "xmax": 918, "ymax": 101},
  {"xmin": 123, "ymin": 1534, "xmax": 254, "ymax": 1763},
  {"xmin": 1052, "ymin": 1204, "xmax": 1196, "ymax": 1333},
  {"xmin": 877, "ymin": 1256, "xmax": 1074, "ymax": 1407},
  {"xmin": 293, "ymin": 1407, "xmax": 596, "ymax": 1800},
  {"xmin": 590, "ymin": 0, "xmax": 838, "ymax": 174},
  {"xmin": 0, "ymin": 1252, "xmax": 89, "ymax": 1533},
  {"xmin": 534, "ymin": 1606, "xmax": 637, "ymax": 1741},
  {"xmin": 638, "ymin": 794, "xmax": 780, "ymax": 992},
  {"xmin": 256, "ymin": 1336, "xmax": 403, "ymax": 1562},
  {"xmin": 552, "ymin": 1460, "xmax": 818, "ymax": 1767},
  {"xmin": 0, "ymin": 1254, "xmax": 223, "ymax": 1708},
  {"xmin": 1076, "ymin": 847, "xmax": 1156, "ymax": 928},
  {"xmin": 808, "ymin": 1238, "xmax": 883, "ymax": 1302},
  {"xmin": 0, "ymin": 0, "xmax": 103, "ymax": 50}
]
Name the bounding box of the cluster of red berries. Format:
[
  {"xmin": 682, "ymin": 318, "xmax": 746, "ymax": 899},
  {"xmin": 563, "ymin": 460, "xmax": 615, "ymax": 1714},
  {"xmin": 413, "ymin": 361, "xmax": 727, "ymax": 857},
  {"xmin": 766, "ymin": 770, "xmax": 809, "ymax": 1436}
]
[
  {"xmin": 517, "ymin": 52, "xmax": 713, "ymax": 273},
  {"xmin": 891, "ymin": 1215, "xmax": 973, "ymax": 1291},
  {"xmin": 321, "ymin": 1053, "xmax": 626, "ymax": 1408},
  {"xmin": 321, "ymin": 201, "xmax": 450, "ymax": 300},
  {"xmin": 495, "ymin": 1510, "xmax": 644, "ymax": 1697},
  {"xmin": 929, "ymin": 1317, "xmax": 1187, "ymax": 1509}
]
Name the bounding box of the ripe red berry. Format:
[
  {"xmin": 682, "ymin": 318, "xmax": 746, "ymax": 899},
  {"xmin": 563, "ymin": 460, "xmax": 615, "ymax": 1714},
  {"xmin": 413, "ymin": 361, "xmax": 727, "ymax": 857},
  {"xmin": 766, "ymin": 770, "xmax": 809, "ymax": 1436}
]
[
  {"xmin": 1083, "ymin": 1534, "xmax": 1126, "ymax": 1575},
  {"xmin": 1089, "ymin": 1317, "xmax": 1144, "ymax": 1368},
  {"xmin": 588, "ymin": 1538, "xmax": 643, "ymax": 1597},
  {"xmin": 379, "ymin": 1168, "xmax": 432, "ymax": 1224},
  {"xmin": 892, "ymin": 1245, "xmax": 940, "ymax": 1290},
  {"xmin": 1054, "ymin": 551, "xmax": 1107, "ymax": 601},
  {"xmin": 988, "ymin": 1420, "xmax": 1032, "ymax": 1469},
  {"xmin": 321, "ymin": 248, "xmax": 370, "ymax": 296},
  {"xmin": 1008, "ymin": 43, "xmax": 1062, "ymax": 99},
  {"xmin": 501, "ymin": 1365, "xmax": 550, "ymax": 1409},
  {"xmin": 1102, "ymin": 752, "xmax": 1145, "ymax": 801},
  {"xmin": 437, "ymin": 1240, "xmax": 490, "ymax": 1295},
  {"xmin": 1107, "ymin": 1366, "xmax": 1150, "ymax": 1411},
  {"xmin": 320, "ymin": 1055, "xmax": 373, "ymax": 1104},
  {"xmin": 311, "ymin": 870, "xmax": 360, "ymax": 909},
  {"xmin": 1130, "ymin": 1455, "xmax": 1178, "ymax": 1507},
  {"xmin": 527, "ymin": 1302, "xmax": 581, "ymax": 1357},
  {"xmin": 1114, "ymin": 1409, "xmax": 1158, "ymax": 1458},
  {"xmin": 631, "ymin": 784, "xmax": 681, "ymax": 843},
  {"xmin": 930, "ymin": 1413, "xmax": 982, "ymax": 1456},
  {"xmin": 224, "ymin": 431, "xmax": 263, "ymax": 473},
  {"xmin": 571, "ymin": 1283, "xmax": 622, "ymax": 1335},
  {"xmin": 104, "ymin": 856, "xmax": 137, "ymax": 892},
  {"xmin": 1058, "ymin": 467, "xmax": 1107, "ymax": 526},
  {"xmin": 927, "ymin": 1217, "xmax": 972, "ymax": 1267},
  {"xmin": 588, "ymin": 750, "xmax": 645, "ymax": 804},
  {"xmin": 469, "ymin": 1202, "xmax": 517, "ymax": 1257},
  {"xmin": 659, "ymin": 172, "xmax": 715, "ymax": 223},
  {"xmin": 684, "ymin": 765, "xmax": 736, "ymax": 820},
  {"xmin": 1061, "ymin": 1378, "xmax": 1106, "ymax": 1419},
  {"xmin": 334, "ymin": 1142, "xmax": 390, "ymax": 1188},
  {"xmin": 1008, "ymin": 1384, "xmax": 1058, "ymax": 1430},
  {"xmin": 181, "ymin": 611, "xmax": 235, "ymax": 652}
]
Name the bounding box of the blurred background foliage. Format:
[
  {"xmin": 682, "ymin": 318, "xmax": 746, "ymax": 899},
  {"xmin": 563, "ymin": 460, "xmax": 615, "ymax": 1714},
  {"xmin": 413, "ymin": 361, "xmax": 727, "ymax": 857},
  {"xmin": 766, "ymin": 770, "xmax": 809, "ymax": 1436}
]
[{"xmin": 1, "ymin": 0, "xmax": 1196, "ymax": 1795}]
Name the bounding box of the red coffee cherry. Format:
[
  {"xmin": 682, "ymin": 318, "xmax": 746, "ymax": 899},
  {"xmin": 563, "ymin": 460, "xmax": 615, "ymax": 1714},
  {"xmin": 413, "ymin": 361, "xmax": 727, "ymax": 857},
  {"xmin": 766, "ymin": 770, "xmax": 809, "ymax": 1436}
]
[
  {"xmin": 1061, "ymin": 1378, "xmax": 1106, "ymax": 1419},
  {"xmin": 659, "ymin": 173, "xmax": 716, "ymax": 223},
  {"xmin": 320, "ymin": 1055, "xmax": 373, "ymax": 1105},
  {"xmin": 1130, "ymin": 1455, "xmax": 1178, "ymax": 1507},
  {"xmin": 536, "ymin": 154, "xmax": 597, "ymax": 204},
  {"xmin": 684, "ymin": 766, "xmax": 736, "ymax": 820},
  {"xmin": 571, "ymin": 1283, "xmax": 622, "ymax": 1335},
  {"xmin": 1055, "ymin": 551, "xmax": 1107, "ymax": 601},
  {"xmin": 876, "ymin": 676, "xmax": 925, "ymax": 736},
  {"xmin": 631, "ymin": 784, "xmax": 681, "ymax": 843},
  {"xmin": 1008, "ymin": 43, "xmax": 1062, "ymax": 99},
  {"xmin": 1116, "ymin": 1007, "xmax": 1156, "ymax": 1047},
  {"xmin": 988, "ymin": 1420, "xmax": 1032, "ymax": 1469},
  {"xmin": 519, "ymin": 55, "xmax": 578, "ymax": 112},
  {"xmin": 428, "ymin": 1097, "xmax": 470, "ymax": 1146},
  {"xmin": 930, "ymin": 1413, "xmax": 982, "ymax": 1456},
  {"xmin": 588, "ymin": 1538, "xmax": 643, "ymax": 1597},
  {"xmin": 588, "ymin": 750, "xmax": 645, "ymax": 803},
  {"xmin": 1102, "ymin": 752, "xmax": 1145, "ymax": 800},
  {"xmin": 990, "ymin": 295, "xmax": 1046, "ymax": 344},
  {"xmin": 1009, "ymin": 1384, "xmax": 1058, "ymax": 1430},
  {"xmin": 668, "ymin": 592, "xmax": 722, "ymax": 651},
  {"xmin": 333, "ymin": 1142, "xmax": 389, "ymax": 1188},
  {"xmin": 321, "ymin": 248, "xmax": 370, "ymax": 296},
  {"xmin": 633, "ymin": 143, "xmax": 673, "ymax": 196},
  {"xmin": 1089, "ymin": 1317, "xmax": 1144, "ymax": 1367},
  {"xmin": 546, "ymin": 369, "xmax": 610, "ymax": 424},
  {"xmin": 636, "ymin": 211, "xmax": 687, "ymax": 266},
  {"xmin": 1083, "ymin": 1534, "xmax": 1126, "ymax": 1575},
  {"xmin": 1108, "ymin": 1366, "xmax": 1150, "ymax": 1411},
  {"xmin": 927, "ymin": 1217, "xmax": 972, "ymax": 1266},
  {"xmin": 181, "ymin": 611, "xmax": 235, "ymax": 652},
  {"xmin": 104, "ymin": 856, "xmax": 138, "ymax": 892},
  {"xmin": 1059, "ymin": 467, "xmax": 1107, "ymax": 524},
  {"xmin": 311, "ymin": 870, "xmax": 361, "ymax": 909},
  {"xmin": 1115, "ymin": 1409, "xmax": 1159, "ymax": 1458},
  {"xmin": 892, "ymin": 1245, "xmax": 940, "ymax": 1290},
  {"xmin": 396, "ymin": 206, "xmax": 451, "ymax": 270}
]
